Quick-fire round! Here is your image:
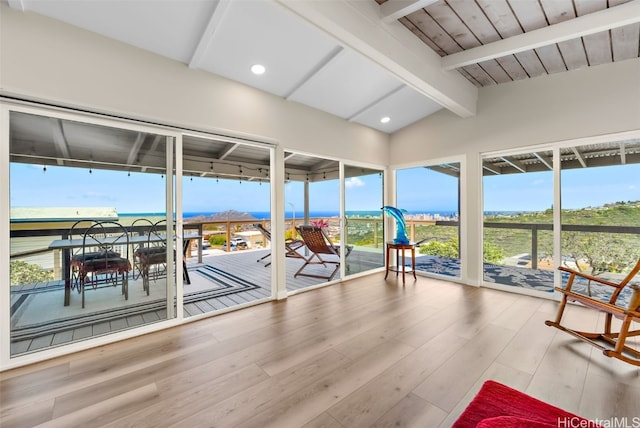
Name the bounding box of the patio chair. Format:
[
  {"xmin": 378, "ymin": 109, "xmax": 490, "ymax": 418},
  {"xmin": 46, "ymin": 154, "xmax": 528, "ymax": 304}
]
[
  {"xmin": 545, "ymin": 258, "xmax": 640, "ymax": 366},
  {"xmin": 134, "ymin": 220, "xmax": 191, "ymax": 293},
  {"xmin": 134, "ymin": 219, "xmax": 168, "ymax": 295},
  {"xmin": 294, "ymin": 225, "xmax": 352, "ymax": 281},
  {"xmin": 69, "ymin": 219, "xmax": 100, "ymax": 290},
  {"xmin": 130, "ymin": 218, "xmax": 155, "ymax": 280},
  {"xmin": 72, "ymin": 221, "xmax": 131, "ymax": 308},
  {"xmin": 253, "ymin": 223, "xmax": 306, "ymax": 267}
]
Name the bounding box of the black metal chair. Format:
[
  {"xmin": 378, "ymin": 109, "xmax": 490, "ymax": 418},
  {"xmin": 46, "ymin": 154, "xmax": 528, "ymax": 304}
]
[
  {"xmin": 72, "ymin": 221, "xmax": 131, "ymax": 308},
  {"xmin": 129, "ymin": 218, "xmax": 155, "ymax": 280},
  {"xmin": 134, "ymin": 219, "xmax": 168, "ymax": 295},
  {"xmin": 69, "ymin": 219, "xmax": 99, "ymax": 291},
  {"xmin": 134, "ymin": 220, "xmax": 191, "ymax": 294}
]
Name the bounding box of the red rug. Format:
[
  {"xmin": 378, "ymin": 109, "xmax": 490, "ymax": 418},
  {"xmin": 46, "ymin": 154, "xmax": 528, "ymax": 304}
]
[{"xmin": 452, "ymin": 380, "xmax": 601, "ymax": 427}]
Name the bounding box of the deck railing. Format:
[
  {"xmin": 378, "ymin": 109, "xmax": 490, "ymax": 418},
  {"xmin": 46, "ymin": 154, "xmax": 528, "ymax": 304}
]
[{"xmin": 10, "ymin": 219, "xmax": 640, "ymax": 282}]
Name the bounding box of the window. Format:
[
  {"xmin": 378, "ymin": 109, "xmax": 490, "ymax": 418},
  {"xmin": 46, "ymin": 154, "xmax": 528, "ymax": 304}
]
[{"xmin": 396, "ymin": 163, "xmax": 461, "ymax": 279}]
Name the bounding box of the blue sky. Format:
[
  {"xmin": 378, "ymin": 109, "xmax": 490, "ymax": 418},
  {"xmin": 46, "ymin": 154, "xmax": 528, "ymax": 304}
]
[
  {"xmin": 11, "ymin": 162, "xmax": 640, "ymax": 214},
  {"xmin": 396, "ymin": 166, "xmax": 460, "ymax": 212},
  {"xmin": 483, "ymin": 164, "xmax": 640, "ymax": 211},
  {"xmin": 10, "ymin": 164, "xmax": 383, "ymax": 214}
]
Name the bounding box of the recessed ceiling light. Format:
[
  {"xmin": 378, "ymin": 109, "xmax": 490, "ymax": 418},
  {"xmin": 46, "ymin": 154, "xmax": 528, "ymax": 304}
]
[
  {"xmin": 380, "ymin": 116, "xmax": 391, "ymax": 124},
  {"xmin": 251, "ymin": 64, "xmax": 266, "ymax": 75}
]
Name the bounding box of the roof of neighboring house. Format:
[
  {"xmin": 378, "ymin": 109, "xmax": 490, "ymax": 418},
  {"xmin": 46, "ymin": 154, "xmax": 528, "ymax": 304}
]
[{"xmin": 10, "ymin": 207, "xmax": 119, "ymax": 223}]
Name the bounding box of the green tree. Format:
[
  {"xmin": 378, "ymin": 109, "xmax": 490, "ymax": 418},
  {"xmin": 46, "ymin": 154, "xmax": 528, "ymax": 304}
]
[
  {"xmin": 483, "ymin": 241, "xmax": 505, "ymax": 264},
  {"xmin": 10, "ymin": 260, "xmax": 53, "ymax": 285},
  {"xmin": 208, "ymin": 235, "xmax": 226, "ymax": 246},
  {"xmin": 561, "ymin": 231, "xmax": 639, "ymax": 275},
  {"xmin": 419, "ymin": 237, "xmax": 504, "ymax": 264},
  {"xmin": 419, "ymin": 238, "xmax": 459, "ymax": 258}
]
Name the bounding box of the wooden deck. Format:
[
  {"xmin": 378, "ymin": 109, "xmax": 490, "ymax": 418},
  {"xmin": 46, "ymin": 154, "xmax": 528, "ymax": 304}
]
[{"xmin": 9, "ymin": 248, "xmax": 384, "ymax": 356}]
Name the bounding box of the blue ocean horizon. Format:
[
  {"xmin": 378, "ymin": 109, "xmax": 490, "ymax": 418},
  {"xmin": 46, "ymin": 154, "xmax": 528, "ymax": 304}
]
[{"xmin": 120, "ymin": 210, "xmax": 464, "ymax": 220}]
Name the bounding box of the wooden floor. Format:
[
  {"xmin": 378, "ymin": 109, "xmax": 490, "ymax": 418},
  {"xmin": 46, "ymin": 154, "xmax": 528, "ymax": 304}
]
[{"xmin": 1, "ymin": 273, "xmax": 639, "ymax": 427}]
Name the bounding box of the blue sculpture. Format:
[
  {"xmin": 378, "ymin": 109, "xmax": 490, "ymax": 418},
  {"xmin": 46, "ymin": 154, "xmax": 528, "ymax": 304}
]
[{"xmin": 381, "ymin": 206, "xmax": 410, "ymax": 244}]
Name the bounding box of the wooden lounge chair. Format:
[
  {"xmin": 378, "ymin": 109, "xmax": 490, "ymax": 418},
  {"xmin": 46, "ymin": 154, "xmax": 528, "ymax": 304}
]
[
  {"xmin": 294, "ymin": 225, "xmax": 352, "ymax": 281},
  {"xmin": 253, "ymin": 223, "xmax": 306, "ymax": 267},
  {"xmin": 545, "ymin": 258, "xmax": 640, "ymax": 366}
]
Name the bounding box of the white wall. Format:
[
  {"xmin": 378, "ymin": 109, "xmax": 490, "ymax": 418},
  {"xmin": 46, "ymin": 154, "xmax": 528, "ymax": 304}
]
[
  {"xmin": 0, "ymin": 3, "xmax": 389, "ymax": 165},
  {"xmin": 390, "ymin": 58, "xmax": 640, "ymax": 285},
  {"xmin": 391, "ymin": 58, "xmax": 640, "ymax": 161}
]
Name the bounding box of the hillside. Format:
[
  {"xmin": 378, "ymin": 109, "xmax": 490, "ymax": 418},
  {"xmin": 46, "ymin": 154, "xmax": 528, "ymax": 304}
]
[
  {"xmin": 485, "ymin": 200, "xmax": 640, "ymax": 225},
  {"xmin": 185, "ymin": 210, "xmax": 256, "ymax": 223}
]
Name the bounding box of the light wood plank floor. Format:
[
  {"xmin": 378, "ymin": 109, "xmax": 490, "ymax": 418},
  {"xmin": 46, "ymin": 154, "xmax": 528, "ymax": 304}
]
[{"xmin": 1, "ymin": 273, "xmax": 639, "ymax": 427}]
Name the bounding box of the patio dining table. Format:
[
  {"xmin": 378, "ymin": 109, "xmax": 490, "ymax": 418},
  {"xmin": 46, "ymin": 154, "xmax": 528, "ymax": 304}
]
[{"xmin": 49, "ymin": 233, "xmax": 202, "ymax": 306}]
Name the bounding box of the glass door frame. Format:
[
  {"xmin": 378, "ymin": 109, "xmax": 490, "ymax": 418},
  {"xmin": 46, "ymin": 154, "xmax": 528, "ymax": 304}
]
[
  {"xmin": 340, "ymin": 160, "xmax": 387, "ymax": 280},
  {"xmin": 390, "ymin": 155, "xmax": 466, "ymax": 282}
]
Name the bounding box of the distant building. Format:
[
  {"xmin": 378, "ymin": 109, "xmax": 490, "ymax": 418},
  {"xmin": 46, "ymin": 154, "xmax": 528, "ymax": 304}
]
[{"xmin": 10, "ymin": 207, "xmax": 119, "ymax": 229}]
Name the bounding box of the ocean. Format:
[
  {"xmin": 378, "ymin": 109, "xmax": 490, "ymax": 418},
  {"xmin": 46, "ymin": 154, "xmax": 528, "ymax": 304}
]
[{"xmin": 120, "ymin": 210, "xmax": 461, "ymax": 220}]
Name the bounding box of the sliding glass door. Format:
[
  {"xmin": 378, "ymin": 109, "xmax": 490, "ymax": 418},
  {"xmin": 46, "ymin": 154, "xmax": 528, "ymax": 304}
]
[
  {"xmin": 343, "ymin": 165, "xmax": 385, "ymax": 276},
  {"xmin": 8, "ymin": 107, "xmax": 175, "ymax": 357},
  {"xmin": 481, "ymin": 139, "xmax": 640, "ymax": 297},
  {"xmin": 395, "ymin": 163, "xmax": 461, "ymax": 279},
  {"xmin": 180, "ymin": 135, "xmax": 273, "ymax": 316},
  {"xmin": 482, "ymin": 150, "xmax": 554, "ymax": 293},
  {"xmin": 284, "ymin": 153, "xmax": 341, "ymax": 292},
  {"xmin": 559, "ymin": 140, "xmax": 640, "ymax": 296}
]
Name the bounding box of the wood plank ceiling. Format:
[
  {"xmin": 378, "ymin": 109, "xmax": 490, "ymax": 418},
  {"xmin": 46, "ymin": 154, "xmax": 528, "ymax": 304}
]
[{"xmin": 377, "ymin": 0, "xmax": 640, "ymax": 87}]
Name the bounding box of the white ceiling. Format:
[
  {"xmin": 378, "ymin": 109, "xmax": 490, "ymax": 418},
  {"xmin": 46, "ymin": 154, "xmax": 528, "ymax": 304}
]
[
  {"xmin": 5, "ymin": 0, "xmax": 446, "ymax": 133},
  {"xmin": 5, "ymin": 0, "xmax": 639, "ymax": 134}
]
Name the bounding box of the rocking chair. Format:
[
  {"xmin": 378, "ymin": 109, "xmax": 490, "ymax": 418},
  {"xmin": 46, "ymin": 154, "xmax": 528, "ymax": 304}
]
[
  {"xmin": 545, "ymin": 258, "xmax": 640, "ymax": 366},
  {"xmin": 294, "ymin": 225, "xmax": 352, "ymax": 281}
]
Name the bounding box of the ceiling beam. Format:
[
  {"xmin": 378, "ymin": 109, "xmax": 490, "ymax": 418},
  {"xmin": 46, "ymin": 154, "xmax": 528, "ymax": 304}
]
[
  {"xmin": 482, "ymin": 164, "xmax": 501, "ymax": 175},
  {"xmin": 189, "ymin": 0, "xmax": 231, "ymax": 69},
  {"xmin": 218, "ymin": 143, "xmax": 240, "ymax": 160},
  {"xmin": 348, "ymin": 84, "xmax": 404, "ymax": 121},
  {"xmin": 48, "ymin": 118, "xmax": 71, "ymax": 162},
  {"xmin": 533, "ymin": 152, "xmax": 552, "ymax": 170},
  {"xmin": 6, "ymin": 0, "xmax": 25, "ymax": 11},
  {"xmin": 499, "ymin": 157, "xmax": 526, "ymax": 173},
  {"xmin": 571, "ymin": 147, "xmax": 588, "ymax": 168},
  {"xmin": 126, "ymin": 133, "xmax": 145, "ymax": 167},
  {"xmin": 427, "ymin": 164, "xmax": 460, "ymax": 178},
  {"xmin": 379, "ymin": 0, "xmax": 439, "ymax": 23},
  {"xmin": 139, "ymin": 135, "xmax": 163, "ymax": 172},
  {"xmin": 285, "ymin": 46, "xmax": 344, "ymax": 100},
  {"xmin": 442, "ymin": 1, "xmax": 640, "ymax": 71},
  {"xmin": 310, "ymin": 159, "xmax": 337, "ymax": 171},
  {"xmin": 275, "ymin": 0, "xmax": 477, "ymax": 118}
]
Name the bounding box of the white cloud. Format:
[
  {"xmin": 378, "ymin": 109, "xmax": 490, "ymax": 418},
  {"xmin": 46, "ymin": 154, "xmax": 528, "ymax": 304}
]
[{"xmin": 345, "ymin": 177, "xmax": 365, "ymax": 189}]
